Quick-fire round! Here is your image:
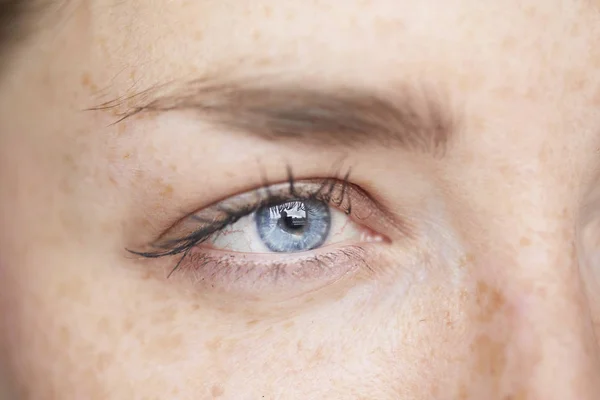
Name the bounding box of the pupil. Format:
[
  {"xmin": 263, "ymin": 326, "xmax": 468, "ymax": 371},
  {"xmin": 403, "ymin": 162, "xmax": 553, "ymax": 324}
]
[{"xmin": 278, "ymin": 204, "xmax": 307, "ymax": 233}]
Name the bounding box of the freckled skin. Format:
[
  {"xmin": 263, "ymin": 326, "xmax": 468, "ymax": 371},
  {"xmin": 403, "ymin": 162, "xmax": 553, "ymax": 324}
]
[{"xmin": 1, "ymin": 0, "xmax": 600, "ymax": 399}]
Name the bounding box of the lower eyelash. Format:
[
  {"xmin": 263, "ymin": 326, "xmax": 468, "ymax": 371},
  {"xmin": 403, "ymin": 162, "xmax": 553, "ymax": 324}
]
[{"xmin": 173, "ymin": 245, "xmax": 370, "ymax": 294}]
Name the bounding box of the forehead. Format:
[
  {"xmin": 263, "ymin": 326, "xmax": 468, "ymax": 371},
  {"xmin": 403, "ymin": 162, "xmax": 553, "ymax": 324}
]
[
  {"xmin": 79, "ymin": 0, "xmax": 600, "ymax": 167},
  {"xmin": 93, "ymin": 0, "xmax": 598, "ymax": 92}
]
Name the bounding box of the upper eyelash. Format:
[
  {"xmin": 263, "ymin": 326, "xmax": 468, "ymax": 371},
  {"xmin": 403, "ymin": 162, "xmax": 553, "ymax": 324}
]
[{"xmin": 128, "ymin": 167, "xmax": 353, "ymax": 274}]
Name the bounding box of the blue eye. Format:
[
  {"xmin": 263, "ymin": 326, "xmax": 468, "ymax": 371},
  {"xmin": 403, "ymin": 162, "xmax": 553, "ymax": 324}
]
[{"xmin": 255, "ymin": 200, "xmax": 331, "ymax": 252}]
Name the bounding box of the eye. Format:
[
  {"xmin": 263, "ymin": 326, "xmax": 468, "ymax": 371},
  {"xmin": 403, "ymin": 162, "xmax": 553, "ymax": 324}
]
[
  {"xmin": 132, "ymin": 175, "xmax": 390, "ymax": 298},
  {"xmin": 209, "ymin": 199, "xmax": 366, "ymax": 253}
]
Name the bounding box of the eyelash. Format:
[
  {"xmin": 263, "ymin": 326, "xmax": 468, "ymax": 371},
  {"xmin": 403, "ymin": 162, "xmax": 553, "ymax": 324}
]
[{"xmin": 129, "ymin": 167, "xmax": 356, "ymax": 277}]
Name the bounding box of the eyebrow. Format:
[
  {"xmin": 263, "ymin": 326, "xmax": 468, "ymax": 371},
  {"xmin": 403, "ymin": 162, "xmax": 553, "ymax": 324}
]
[
  {"xmin": 0, "ymin": 0, "xmax": 29, "ymax": 61},
  {"xmin": 96, "ymin": 76, "xmax": 456, "ymax": 155}
]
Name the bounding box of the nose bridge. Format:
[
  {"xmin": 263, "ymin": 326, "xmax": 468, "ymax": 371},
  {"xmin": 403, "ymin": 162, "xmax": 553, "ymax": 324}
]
[{"xmin": 474, "ymin": 198, "xmax": 600, "ymax": 399}]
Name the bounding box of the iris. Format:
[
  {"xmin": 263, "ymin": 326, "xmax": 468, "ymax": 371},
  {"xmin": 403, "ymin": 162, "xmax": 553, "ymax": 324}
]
[{"xmin": 255, "ymin": 200, "xmax": 331, "ymax": 252}]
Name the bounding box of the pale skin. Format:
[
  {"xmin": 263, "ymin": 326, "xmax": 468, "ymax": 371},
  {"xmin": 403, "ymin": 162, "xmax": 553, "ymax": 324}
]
[{"xmin": 1, "ymin": 0, "xmax": 600, "ymax": 399}]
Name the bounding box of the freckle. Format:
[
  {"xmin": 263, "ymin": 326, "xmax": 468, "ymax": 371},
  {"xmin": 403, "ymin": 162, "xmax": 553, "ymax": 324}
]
[
  {"xmin": 161, "ymin": 184, "xmax": 174, "ymax": 198},
  {"xmin": 506, "ymin": 387, "xmax": 530, "ymax": 400},
  {"xmin": 140, "ymin": 269, "xmax": 153, "ymax": 280},
  {"xmin": 444, "ymin": 310, "xmax": 454, "ymax": 329},
  {"xmin": 100, "ymin": 220, "xmax": 112, "ymax": 234},
  {"xmin": 169, "ymin": 163, "xmax": 177, "ymax": 172},
  {"xmin": 592, "ymin": 89, "xmax": 600, "ymax": 106},
  {"xmin": 568, "ymin": 76, "xmax": 586, "ymax": 92},
  {"xmin": 297, "ymin": 340, "xmax": 304, "ymax": 351},
  {"xmin": 62, "ymin": 153, "xmax": 75, "ymax": 168},
  {"xmin": 117, "ymin": 124, "xmax": 126, "ymax": 135},
  {"xmin": 81, "ymin": 72, "xmax": 92, "ymax": 87},
  {"xmin": 59, "ymin": 326, "xmax": 71, "ymax": 345},
  {"xmin": 108, "ymin": 176, "xmax": 118, "ymax": 186},
  {"xmin": 256, "ymin": 57, "xmax": 272, "ymax": 66},
  {"xmin": 158, "ymin": 333, "xmax": 183, "ymax": 351},
  {"xmin": 523, "ymin": 86, "xmax": 538, "ymax": 101},
  {"xmin": 123, "ymin": 318, "xmax": 134, "ymax": 332},
  {"xmin": 310, "ymin": 345, "xmax": 325, "ymax": 362},
  {"xmin": 206, "ymin": 336, "xmax": 223, "ymax": 351},
  {"xmin": 498, "ymin": 164, "xmax": 511, "ymax": 177},
  {"xmin": 458, "ymin": 72, "xmax": 484, "ymax": 92},
  {"xmin": 458, "ymin": 254, "xmax": 472, "ymax": 269},
  {"xmin": 373, "ymin": 16, "xmax": 405, "ymax": 35},
  {"xmin": 538, "ymin": 144, "xmax": 551, "ymax": 163},
  {"xmin": 519, "ymin": 237, "xmax": 531, "ymax": 247},
  {"xmin": 152, "ymin": 288, "xmax": 171, "ymax": 303},
  {"xmin": 193, "ymin": 30, "xmax": 204, "ymax": 41},
  {"xmin": 122, "ymin": 152, "xmax": 131, "ymax": 159},
  {"xmin": 56, "ymin": 277, "xmax": 88, "ymax": 302},
  {"xmin": 246, "ymin": 319, "xmax": 259, "ymax": 327},
  {"xmin": 260, "ymin": 326, "xmax": 273, "ymax": 338},
  {"xmin": 469, "ymin": 115, "xmax": 485, "ymax": 132},
  {"xmin": 96, "ymin": 351, "xmax": 114, "ymax": 372},
  {"xmin": 471, "ymin": 333, "xmax": 507, "ymax": 377},
  {"xmin": 211, "ymin": 385, "xmax": 224, "ymax": 397},
  {"xmin": 523, "ymin": 5, "xmax": 537, "ymax": 18},
  {"xmin": 263, "ymin": 5, "xmax": 272, "ymax": 17},
  {"xmin": 500, "ymin": 36, "xmax": 517, "ymax": 51},
  {"xmin": 283, "ymin": 321, "xmax": 294, "ymax": 330},
  {"xmin": 475, "ymin": 281, "xmax": 506, "ymax": 323},
  {"xmin": 430, "ymin": 382, "xmax": 439, "ymax": 398},
  {"xmin": 492, "ymin": 85, "xmax": 514, "ymax": 100},
  {"xmin": 535, "ymin": 286, "xmax": 547, "ymax": 299},
  {"xmin": 97, "ymin": 317, "xmax": 110, "ymax": 334},
  {"xmin": 155, "ymin": 306, "xmax": 177, "ymax": 324},
  {"xmin": 252, "ymin": 30, "xmax": 262, "ymax": 41},
  {"xmin": 457, "ymin": 383, "xmax": 468, "ymax": 400}
]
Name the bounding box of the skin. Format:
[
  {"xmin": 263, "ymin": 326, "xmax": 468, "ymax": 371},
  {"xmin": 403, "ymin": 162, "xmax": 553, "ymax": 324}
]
[{"xmin": 1, "ymin": 0, "xmax": 600, "ymax": 399}]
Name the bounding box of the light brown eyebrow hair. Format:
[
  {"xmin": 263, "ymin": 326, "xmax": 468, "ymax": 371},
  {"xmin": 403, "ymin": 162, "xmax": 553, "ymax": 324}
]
[{"xmin": 95, "ymin": 76, "xmax": 457, "ymax": 155}]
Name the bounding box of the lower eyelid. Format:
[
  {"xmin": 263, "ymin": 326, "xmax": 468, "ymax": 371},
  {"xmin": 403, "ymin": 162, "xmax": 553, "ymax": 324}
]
[{"xmin": 174, "ymin": 245, "xmax": 371, "ymax": 297}]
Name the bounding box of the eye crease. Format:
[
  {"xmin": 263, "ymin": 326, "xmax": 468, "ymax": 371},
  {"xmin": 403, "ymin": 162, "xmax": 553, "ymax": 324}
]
[{"xmin": 130, "ymin": 167, "xmax": 390, "ymax": 296}]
